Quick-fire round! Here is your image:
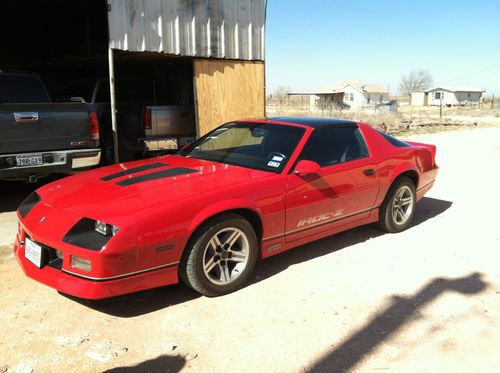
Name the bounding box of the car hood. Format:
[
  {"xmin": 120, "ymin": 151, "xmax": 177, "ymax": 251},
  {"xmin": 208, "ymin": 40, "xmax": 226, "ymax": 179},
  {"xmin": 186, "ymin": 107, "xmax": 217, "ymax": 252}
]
[{"xmin": 36, "ymin": 156, "xmax": 273, "ymax": 223}]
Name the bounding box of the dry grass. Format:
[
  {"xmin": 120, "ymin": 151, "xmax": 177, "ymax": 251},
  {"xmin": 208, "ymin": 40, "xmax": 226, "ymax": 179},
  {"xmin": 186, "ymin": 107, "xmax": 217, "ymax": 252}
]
[{"xmin": 267, "ymin": 104, "xmax": 500, "ymax": 135}]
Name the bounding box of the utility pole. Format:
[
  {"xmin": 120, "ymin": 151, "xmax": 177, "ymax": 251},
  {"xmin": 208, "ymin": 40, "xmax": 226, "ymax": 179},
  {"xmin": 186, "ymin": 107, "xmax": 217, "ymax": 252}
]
[{"xmin": 439, "ymin": 91, "xmax": 443, "ymax": 119}]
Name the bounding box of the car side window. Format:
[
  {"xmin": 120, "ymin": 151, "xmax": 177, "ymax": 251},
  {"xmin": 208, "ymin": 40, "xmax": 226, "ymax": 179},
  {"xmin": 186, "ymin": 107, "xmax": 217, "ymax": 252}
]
[{"xmin": 300, "ymin": 127, "xmax": 369, "ymax": 167}]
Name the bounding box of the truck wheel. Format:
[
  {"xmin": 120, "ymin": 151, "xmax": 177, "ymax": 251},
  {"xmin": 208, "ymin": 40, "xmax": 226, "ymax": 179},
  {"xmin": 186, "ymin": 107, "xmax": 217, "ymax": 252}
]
[
  {"xmin": 180, "ymin": 213, "xmax": 258, "ymax": 297},
  {"xmin": 377, "ymin": 177, "xmax": 416, "ymax": 233}
]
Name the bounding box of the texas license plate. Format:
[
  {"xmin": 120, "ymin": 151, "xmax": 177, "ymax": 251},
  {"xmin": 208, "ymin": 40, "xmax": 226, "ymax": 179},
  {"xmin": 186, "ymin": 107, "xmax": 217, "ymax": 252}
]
[
  {"xmin": 16, "ymin": 154, "xmax": 43, "ymax": 167},
  {"xmin": 25, "ymin": 237, "xmax": 42, "ymax": 268}
]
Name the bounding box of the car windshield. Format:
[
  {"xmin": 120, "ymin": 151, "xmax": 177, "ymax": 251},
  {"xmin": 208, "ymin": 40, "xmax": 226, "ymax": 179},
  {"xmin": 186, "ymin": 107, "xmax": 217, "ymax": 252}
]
[{"xmin": 179, "ymin": 122, "xmax": 305, "ymax": 173}]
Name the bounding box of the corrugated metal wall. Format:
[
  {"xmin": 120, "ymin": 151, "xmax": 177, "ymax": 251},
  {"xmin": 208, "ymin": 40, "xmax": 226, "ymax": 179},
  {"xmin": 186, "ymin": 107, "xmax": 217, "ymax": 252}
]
[{"xmin": 108, "ymin": 0, "xmax": 266, "ymax": 61}]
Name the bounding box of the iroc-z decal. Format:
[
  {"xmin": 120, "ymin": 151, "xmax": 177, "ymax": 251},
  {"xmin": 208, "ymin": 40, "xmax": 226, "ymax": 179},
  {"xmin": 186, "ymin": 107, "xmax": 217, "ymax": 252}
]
[{"xmin": 297, "ymin": 210, "xmax": 344, "ymax": 227}]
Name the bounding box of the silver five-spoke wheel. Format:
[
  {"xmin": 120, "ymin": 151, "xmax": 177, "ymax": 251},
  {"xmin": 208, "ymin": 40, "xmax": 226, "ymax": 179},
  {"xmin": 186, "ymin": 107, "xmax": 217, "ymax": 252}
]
[
  {"xmin": 377, "ymin": 176, "xmax": 416, "ymax": 233},
  {"xmin": 203, "ymin": 228, "xmax": 249, "ymax": 285},
  {"xmin": 180, "ymin": 213, "xmax": 258, "ymax": 296},
  {"xmin": 391, "ymin": 185, "xmax": 414, "ymax": 225}
]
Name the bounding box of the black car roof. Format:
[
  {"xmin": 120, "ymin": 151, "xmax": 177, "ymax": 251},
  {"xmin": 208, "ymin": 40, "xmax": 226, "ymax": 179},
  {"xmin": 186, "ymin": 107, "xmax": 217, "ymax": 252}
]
[{"xmin": 269, "ymin": 116, "xmax": 357, "ymax": 128}]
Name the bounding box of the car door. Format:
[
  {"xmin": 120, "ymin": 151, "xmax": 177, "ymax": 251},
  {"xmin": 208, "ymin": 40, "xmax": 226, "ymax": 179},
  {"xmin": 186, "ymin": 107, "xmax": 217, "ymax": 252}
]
[{"xmin": 285, "ymin": 126, "xmax": 380, "ymax": 242}]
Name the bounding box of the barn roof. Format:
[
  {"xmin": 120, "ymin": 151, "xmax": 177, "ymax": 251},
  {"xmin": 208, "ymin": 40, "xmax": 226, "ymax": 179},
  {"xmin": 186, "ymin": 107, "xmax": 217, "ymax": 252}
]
[{"xmin": 107, "ymin": 0, "xmax": 265, "ymax": 61}]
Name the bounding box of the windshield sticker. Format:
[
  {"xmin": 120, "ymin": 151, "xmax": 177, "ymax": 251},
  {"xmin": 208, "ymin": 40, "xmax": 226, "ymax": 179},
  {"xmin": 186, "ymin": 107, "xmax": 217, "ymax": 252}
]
[
  {"xmin": 267, "ymin": 161, "xmax": 281, "ymax": 168},
  {"xmin": 272, "ymin": 155, "xmax": 284, "ymax": 162}
]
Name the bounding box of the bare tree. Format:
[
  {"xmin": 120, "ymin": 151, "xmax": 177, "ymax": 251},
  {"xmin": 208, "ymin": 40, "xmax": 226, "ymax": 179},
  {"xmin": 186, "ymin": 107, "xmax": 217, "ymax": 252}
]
[
  {"xmin": 399, "ymin": 69, "xmax": 433, "ymax": 95},
  {"xmin": 273, "ymin": 85, "xmax": 290, "ymax": 105}
]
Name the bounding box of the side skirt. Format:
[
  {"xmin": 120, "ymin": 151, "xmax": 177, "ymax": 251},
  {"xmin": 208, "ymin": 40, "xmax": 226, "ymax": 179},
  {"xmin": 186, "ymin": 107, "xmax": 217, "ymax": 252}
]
[{"xmin": 260, "ymin": 209, "xmax": 379, "ymax": 259}]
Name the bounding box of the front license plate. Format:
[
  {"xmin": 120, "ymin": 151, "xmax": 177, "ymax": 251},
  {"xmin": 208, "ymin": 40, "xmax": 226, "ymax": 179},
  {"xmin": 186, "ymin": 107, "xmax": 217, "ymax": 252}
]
[
  {"xmin": 16, "ymin": 154, "xmax": 43, "ymax": 167},
  {"xmin": 25, "ymin": 238, "xmax": 42, "ymax": 268}
]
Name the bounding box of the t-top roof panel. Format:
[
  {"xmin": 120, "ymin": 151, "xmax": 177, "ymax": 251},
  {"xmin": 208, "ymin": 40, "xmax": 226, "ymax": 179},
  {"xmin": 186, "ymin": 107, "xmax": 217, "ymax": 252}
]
[{"xmin": 108, "ymin": 0, "xmax": 266, "ymax": 61}]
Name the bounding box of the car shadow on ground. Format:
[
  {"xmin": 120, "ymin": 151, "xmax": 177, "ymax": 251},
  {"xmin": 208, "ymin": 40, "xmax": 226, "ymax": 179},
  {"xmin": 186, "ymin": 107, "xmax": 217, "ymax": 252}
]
[
  {"xmin": 250, "ymin": 196, "xmax": 453, "ymax": 286},
  {"xmin": 102, "ymin": 354, "xmax": 186, "ymax": 373},
  {"xmin": 69, "ymin": 196, "xmax": 452, "ymax": 317},
  {"xmin": 309, "ymin": 272, "xmax": 487, "ymax": 372}
]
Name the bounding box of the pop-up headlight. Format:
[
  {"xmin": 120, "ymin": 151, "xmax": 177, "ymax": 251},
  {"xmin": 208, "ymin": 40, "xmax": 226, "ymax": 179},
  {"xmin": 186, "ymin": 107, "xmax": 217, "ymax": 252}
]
[
  {"xmin": 63, "ymin": 218, "xmax": 119, "ymax": 251},
  {"xmin": 94, "ymin": 220, "xmax": 120, "ymax": 236}
]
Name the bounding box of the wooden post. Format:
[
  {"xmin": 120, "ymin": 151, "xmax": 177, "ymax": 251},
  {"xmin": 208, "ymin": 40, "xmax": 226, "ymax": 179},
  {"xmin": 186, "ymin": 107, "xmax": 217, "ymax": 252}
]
[
  {"xmin": 492, "ymin": 94, "xmax": 495, "ymax": 110},
  {"xmin": 108, "ymin": 47, "xmax": 119, "ymax": 163}
]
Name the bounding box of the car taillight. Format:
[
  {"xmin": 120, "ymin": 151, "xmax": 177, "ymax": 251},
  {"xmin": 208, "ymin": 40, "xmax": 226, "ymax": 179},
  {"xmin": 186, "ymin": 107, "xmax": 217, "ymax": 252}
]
[
  {"xmin": 143, "ymin": 108, "xmax": 152, "ymax": 130},
  {"xmin": 89, "ymin": 111, "xmax": 100, "ymax": 145}
]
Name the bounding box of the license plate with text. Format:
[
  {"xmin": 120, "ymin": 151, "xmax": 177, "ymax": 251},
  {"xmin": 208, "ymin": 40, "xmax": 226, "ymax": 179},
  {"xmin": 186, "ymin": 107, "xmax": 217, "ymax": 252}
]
[
  {"xmin": 25, "ymin": 238, "xmax": 42, "ymax": 268},
  {"xmin": 16, "ymin": 154, "xmax": 43, "ymax": 167}
]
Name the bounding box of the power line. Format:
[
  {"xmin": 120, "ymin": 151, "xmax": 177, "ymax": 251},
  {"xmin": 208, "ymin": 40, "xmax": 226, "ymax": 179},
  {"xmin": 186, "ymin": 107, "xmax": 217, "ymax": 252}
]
[{"xmin": 434, "ymin": 64, "xmax": 500, "ymax": 84}]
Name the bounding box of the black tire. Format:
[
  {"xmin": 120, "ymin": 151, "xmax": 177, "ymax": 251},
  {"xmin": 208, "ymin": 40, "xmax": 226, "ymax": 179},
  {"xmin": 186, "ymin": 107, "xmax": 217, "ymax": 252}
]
[
  {"xmin": 179, "ymin": 213, "xmax": 258, "ymax": 297},
  {"xmin": 377, "ymin": 176, "xmax": 416, "ymax": 233}
]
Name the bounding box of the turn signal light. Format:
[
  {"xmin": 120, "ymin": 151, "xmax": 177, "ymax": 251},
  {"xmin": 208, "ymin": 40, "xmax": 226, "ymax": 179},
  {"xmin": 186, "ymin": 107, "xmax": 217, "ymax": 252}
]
[
  {"xmin": 143, "ymin": 108, "xmax": 152, "ymax": 130},
  {"xmin": 89, "ymin": 111, "xmax": 100, "ymax": 145},
  {"xmin": 71, "ymin": 256, "xmax": 91, "ymax": 272}
]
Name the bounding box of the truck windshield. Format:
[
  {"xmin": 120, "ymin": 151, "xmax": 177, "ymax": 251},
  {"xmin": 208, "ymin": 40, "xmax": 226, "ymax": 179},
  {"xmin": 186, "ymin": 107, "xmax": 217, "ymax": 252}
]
[
  {"xmin": 0, "ymin": 75, "xmax": 50, "ymax": 103},
  {"xmin": 179, "ymin": 122, "xmax": 305, "ymax": 173}
]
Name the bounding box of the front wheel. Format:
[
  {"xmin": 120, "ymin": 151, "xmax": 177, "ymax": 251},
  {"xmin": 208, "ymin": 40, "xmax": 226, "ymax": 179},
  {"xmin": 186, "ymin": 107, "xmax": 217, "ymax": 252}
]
[
  {"xmin": 377, "ymin": 177, "xmax": 416, "ymax": 233},
  {"xmin": 180, "ymin": 213, "xmax": 258, "ymax": 296}
]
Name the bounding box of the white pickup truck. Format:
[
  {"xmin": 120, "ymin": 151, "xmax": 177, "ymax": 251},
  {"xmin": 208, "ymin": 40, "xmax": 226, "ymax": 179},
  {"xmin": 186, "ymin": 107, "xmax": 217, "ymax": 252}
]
[{"xmin": 89, "ymin": 79, "xmax": 196, "ymax": 163}]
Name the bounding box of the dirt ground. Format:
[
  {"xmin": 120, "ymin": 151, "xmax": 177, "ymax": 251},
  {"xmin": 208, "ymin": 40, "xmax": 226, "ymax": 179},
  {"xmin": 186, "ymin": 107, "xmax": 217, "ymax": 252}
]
[{"xmin": 1, "ymin": 127, "xmax": 499, "ymax": 373}]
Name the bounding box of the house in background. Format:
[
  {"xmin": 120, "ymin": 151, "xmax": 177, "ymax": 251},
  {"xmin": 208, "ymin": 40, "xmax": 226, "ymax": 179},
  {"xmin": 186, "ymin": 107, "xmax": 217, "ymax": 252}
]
[
  {"xmin": 320, "ymin": 81, "xmax": 389, "ymax": 110},
  {"xmin": 288, "ymin": 80, "xmax": 389, "ymax": 111},
  {"xmin": 411, "ymin": 87, "xmax": 485, "ymax": 106}
]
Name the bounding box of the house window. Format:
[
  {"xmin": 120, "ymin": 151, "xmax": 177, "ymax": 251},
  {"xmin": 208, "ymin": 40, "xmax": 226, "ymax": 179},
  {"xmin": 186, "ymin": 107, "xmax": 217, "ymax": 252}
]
[
  {"xmin": 367, "ymin": 95, "xmax": 370, "ymax": 104},
  {"xmin": 435, "ymin": 92, "xmax": 441, "ymax": 100},
  {"xmin": 344, "ymin": 93, "xmax": 353, "ymax": 102},
  {"xmin": 467, "ymin": 93, "xmax": 471, "ymax": 98}
]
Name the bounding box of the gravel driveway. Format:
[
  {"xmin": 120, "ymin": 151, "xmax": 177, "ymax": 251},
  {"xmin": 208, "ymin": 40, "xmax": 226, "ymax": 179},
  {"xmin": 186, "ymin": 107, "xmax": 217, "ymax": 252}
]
[{"xmin": 1, "ymin": 127, "xmax": 499, "ymax": 373}]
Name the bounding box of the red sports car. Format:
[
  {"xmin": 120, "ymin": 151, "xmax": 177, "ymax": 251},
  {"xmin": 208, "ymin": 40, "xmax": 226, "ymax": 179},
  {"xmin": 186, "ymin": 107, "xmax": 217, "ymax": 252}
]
[{"xmin": 14, "ymin": 117, "xmax": 438, "ymax": 299}]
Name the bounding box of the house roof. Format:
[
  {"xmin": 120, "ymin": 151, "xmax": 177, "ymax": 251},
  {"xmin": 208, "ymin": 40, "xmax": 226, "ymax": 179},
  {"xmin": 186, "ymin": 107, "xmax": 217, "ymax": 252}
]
[
  {"xmin": 320, "ymin": 80, "xmax": 388, "ymax": 94},
  {"xmin": 426, "ymin": 86, "xmax": 485, "ymax": 93},
  {"xmin": 287, "ymin": 80, "xmax": 389, "ymax": 96}
]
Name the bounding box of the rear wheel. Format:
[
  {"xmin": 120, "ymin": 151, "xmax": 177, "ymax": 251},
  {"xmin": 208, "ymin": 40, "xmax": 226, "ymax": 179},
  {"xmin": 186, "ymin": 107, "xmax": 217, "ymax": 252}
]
[
  {"xmin": 377, "ymin": 177, "xmax": 416, "ymax": 233},
  {"xmin": 180, "ymin": 213, "xmax": 258, "ymax": 296}
]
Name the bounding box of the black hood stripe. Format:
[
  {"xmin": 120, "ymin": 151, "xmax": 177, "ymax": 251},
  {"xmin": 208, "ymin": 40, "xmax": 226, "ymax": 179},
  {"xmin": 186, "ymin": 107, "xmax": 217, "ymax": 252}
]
[
  {"xmin": 101, "ymin": 162, "xmax": 169, "ymax": 181},
  {"xmin": 116, "ymin": 167, "xmax": 198, "ymax": 186}
]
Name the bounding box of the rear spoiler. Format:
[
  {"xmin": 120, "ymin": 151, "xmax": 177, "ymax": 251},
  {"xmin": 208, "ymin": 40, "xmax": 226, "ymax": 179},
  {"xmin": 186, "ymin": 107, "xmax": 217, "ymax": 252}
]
[{"xmin": 406, "ymin": 141, "xmax": 437, "ymax": 165}]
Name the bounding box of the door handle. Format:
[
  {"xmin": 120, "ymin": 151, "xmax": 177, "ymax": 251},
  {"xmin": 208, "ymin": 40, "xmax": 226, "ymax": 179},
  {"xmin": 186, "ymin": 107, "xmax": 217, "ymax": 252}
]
[
  {"xmin": 14, "ymin": 112, "xmax": 39, "ymax": 123},
  {"xmin": 363, "ymin": 168, "xmax": 376, "ymax": 176}
]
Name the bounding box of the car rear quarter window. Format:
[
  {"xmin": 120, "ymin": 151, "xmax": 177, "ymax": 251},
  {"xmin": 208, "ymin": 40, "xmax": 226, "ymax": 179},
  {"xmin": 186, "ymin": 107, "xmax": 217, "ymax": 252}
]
[
  {"xmin": 376, "ymin": 130, "xmax": 411, "ymax": 147},
  {"xmin": 300, "ymin": 126, "xmax": 369, "ymax": 167}
]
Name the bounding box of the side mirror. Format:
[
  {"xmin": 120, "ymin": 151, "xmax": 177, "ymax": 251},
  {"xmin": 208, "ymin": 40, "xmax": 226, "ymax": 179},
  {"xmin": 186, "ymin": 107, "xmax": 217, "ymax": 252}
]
[{"xmin": 293, "ymin": 160, "xmax": 320, "ymax": 176}]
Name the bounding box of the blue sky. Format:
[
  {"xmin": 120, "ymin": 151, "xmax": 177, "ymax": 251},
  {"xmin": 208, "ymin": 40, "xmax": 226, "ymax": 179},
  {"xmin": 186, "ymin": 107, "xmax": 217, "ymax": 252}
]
[{"xmin": 265, "ymin": 0, "xmax": 500, "ymax": 96}]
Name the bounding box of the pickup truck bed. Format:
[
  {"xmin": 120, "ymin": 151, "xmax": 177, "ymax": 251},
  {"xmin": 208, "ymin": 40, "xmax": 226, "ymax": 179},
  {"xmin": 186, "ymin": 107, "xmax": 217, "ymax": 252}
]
[{"xmin": 0, "ymin": 73, "xmax": 101, "ymax": 180}]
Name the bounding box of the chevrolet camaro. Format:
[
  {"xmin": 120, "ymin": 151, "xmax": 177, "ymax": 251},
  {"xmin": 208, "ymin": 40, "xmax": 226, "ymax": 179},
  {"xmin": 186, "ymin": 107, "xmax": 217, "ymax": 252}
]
[{"xmin": 14, "ymin": 117, "xmax": 438, "ymax": 299}]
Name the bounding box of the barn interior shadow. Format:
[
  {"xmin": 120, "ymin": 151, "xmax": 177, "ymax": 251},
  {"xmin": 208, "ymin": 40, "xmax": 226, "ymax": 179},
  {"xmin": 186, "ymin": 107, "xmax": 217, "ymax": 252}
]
[
  {"xmin": 0, "ymin": 176, "xmax": 63, "ymax": 212},
  {"xmin": 251, "ymin": 196, "xmax": 452, "ymax": 285},
  {"xmin": 63, "ymin": 196, "xmax": 451, "ymax": 317},
  {"xmin": 309, "ymin": 272, "xmax": 487, "ymax": 373}
]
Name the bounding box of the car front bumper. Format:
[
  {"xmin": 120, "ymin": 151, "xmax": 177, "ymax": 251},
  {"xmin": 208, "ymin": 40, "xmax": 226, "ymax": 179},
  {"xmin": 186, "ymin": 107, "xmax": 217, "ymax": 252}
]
[{"xmin": 14, "ymin": 237, "xmax": 179, "ymax": 300}]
